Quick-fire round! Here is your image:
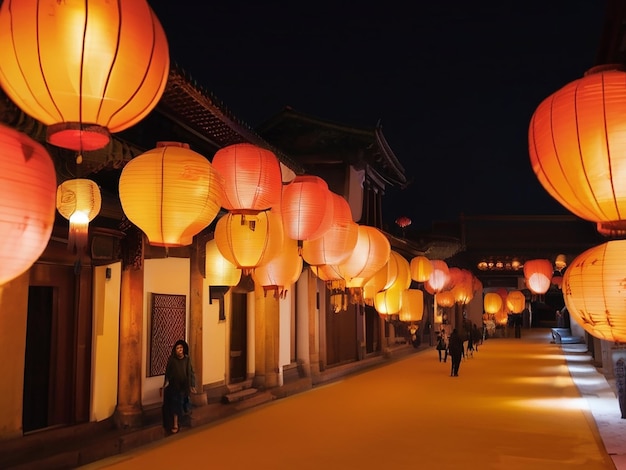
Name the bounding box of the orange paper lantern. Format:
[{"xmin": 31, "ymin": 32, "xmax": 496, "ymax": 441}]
[
  {"xmin": 253, "ymin": 236, "xmax": 303, "ymax": 298},
  {"xmin": 0, "ymin": 0, "xmax": 169, "ymax": 151},
  {"xmin": 398, "ymin": 289, "xmax": 424, "ymax": 322},
  {"xmin": 506, "ymin": 290, "xmax": 526, "ymax": 314},
  {"xmin": 301, "ymin": 192, "xmax": 358, "ymax": 266},
  {"xmin": 410, "ymin": 255, "xmax": 433, "ymax": 283},
  {"xmin": 119, "ymin": 142, "xmax": 224, "ymax": 247},
  {"xmin": 436, "ymin": 290, "xmax": 456, "ymax": 308},
  {"xmin": 523, "ymin": 259, "xmax": 553, "ymax": 295},
  {"xmin": 563, "ymin": 240, "xmax": 626, "ymax": 342},
  {"xmin": 0, "ymin": 125, "xmax": 56, "ymax": 284},
  {"xmin": 211, "ymin": 143, "xmax": 282, "ymax": 213},
  {"xmin": 483, "ymin": 292, "xmax": 503, "ymax": 314},
  {"xmin": 281, "ymin": 175, "xmax": 334, "ymax": 241},
  {"xmin": 337, "ymin": 225, "xmax": 390, "ymax": 288},
  {"xmin": 529, "ymin": 66, "xmax": 626, "ymax": 232}
]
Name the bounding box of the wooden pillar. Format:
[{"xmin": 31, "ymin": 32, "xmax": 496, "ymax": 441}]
[
  {"xmin": 253, "ymin": 284, "xmax": 280, "ymax": 388},
  {"xmin": 114, "ymin": 230, "xmax": 144, "ymax": 429},
  {"xmin": 307, "ymin": 270, "xmax": 321, "ymax": 380},
  {"xmin": 189, "ymin": 237, "xmax": 207, "ymax": 406}
]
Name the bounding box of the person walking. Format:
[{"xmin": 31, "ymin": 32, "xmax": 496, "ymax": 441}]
[
  {"xmin": 447, "ymin": 329, "xmax": 464, "ymax": 377},
  {"xmin": 436, "ymin": 328, "xmax": 447, "ymax": 362},
  {"xmin": 162, "ymin": 339, "xmax": 196, "ymax": 434}
]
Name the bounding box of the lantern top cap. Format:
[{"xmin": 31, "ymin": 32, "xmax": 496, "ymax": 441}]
[
  {"xmin": 157, "ymin": 142, "xmax": 190, "ymax": 149},
  {"xmin": 584, "ymin": 64, "xmax": 626, "ymax": 76}
]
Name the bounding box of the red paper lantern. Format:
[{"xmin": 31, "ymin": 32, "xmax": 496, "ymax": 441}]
[
  {"xmin": 211, "ymin": 143, "xmax": 283, "ymax": 214},
  {"xmin": 529, "ymin": 65, "xmax": 626, "ymax": 232},
  {"xmin": 0, "ymin": 0, "xmax": 169, "ymax": 151},
  {"xmin": 0, "ymin": 124, "xmax": 56, "ymax": 284}
]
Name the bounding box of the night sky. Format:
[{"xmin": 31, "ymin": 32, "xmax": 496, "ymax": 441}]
[{"xmin": 148, "ymin": 0, "xmax": 607, "ymax": 231}]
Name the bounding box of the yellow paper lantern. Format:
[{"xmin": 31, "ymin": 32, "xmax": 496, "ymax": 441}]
[
  {"xmin": 383, "ymin": 251, "xmax": 411, "ymax": 291},
  {"xmin": 506, "ymin": 290, "xmax": 526, "ymax": 314},
  {"xmin": 211, "ymin": 143, "xmax": 282, "ymax": 213},
  {"xmin": 563, "ymin": 240, "xmax": 626, "ymax": 342},
  {"xmin": 205, "ymin": 239, "xmax": 241, "ymax": 287},
  {"xmin": 56, "ymin": 178, "xmax": 101, "ymax": 253},
  {"xmin": 523, "ymin": 259, "xmax": 553, "ymax": 295},
  {"xmin": 362, "ymin": 262, "xmax": 389, "ymax": 306},
  {"xmin": 398, "ymin": 289, "xmax": 424, "ymax": 323},
  {"xmin": 337, "ymin": 225, "xmax": 391, "ymax": 288},
  {"xmin": 301, "ymin": 192, "xmax": 358, "ymax": 266},
  {"xmin": 483, "ymin": 292, "xmax": 503, "ymax": 314},
  {"xmin": 119, "ymin": 142, "xmax": 224, "ymax": 247},
  {"xmin": 374, "ymin": 285, "xmax": 403, "ymax": 315},
  {"xmin": 0, "ymin": 124, "xmax": 56, "ymax": 285},
  {"xmin": 0, "ymin": 0, "xmax": 169, "ymax": 151},
  {"xmin": 253, "ymin": 236, "xmax": 303, "ymax": 298},
  {"xmin": 529, "ymin": 65, "xmax": 626, "ymax": 232},
  {"xmin": 281, "ymin": 175, "xmax": 334, "ymax": 241},
  {"xmin": 410, "ymin": 255, "xmax": 433, "ymax": 283},
  {"xmin": 214, "ymin": 210, "xmax": 284, "ymax": 274}
]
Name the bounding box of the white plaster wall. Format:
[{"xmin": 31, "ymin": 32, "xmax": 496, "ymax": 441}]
[
  {"xmin": 202, "ymin": 276, "xmax": 227, "ymax": 386},
  {"xmin": 90, "ymin": 262, "xmax": 121, "ymax": 422}
]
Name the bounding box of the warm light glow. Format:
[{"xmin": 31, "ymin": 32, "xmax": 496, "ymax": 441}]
[
  {"xmin": 211, "ymin": 143, "xmax": 282, "ymax": 213},
  {"xmin": 205, "ymin": 239, "xmax": 241, "ymax": 286},
  {"xmin": 0, "ymin": 0, "xmax": 169, "ymax": 151},
  {"xmin": 119, "ymin": 142, "xmax": 224, "ymax": 247},
  {"xmin": 56, "ymin": 178, "xmax": 101, "ymax": 252},
  {"xmin": 436, "ymin": 290, "xmax": 456, "ymax": 308},
  {"xmin": 214, "ymin": 210, "xmax": 284, "ymax": 274},
  {"xmin": 523, "ymin": 259, "xmax": 553, "ymax": 295},
  {"xmin": 0, "ymin": 124, "xmax": 56, "ymax": 285},
  {"xmin": 410, "ymin": 255, "xmax": 433, "ymax": 283},
  {"xmin": 362, "ymin": 263, "xmax": 389, "ymax": 306},
  {"xmin": 281, "ymin": 175, "xmax": 334, "ymax": 241},
  {"xmin": 529, "ymin": 66, "xmax": 626, "ymax": 231},
  {"xmin": 337, "ymin": 225, "xmax": 391, "ymax": 288},
  {"xmin": 484, "ymin": 292, "xmax": 503, "ymax": 314},
  {"xmin": 426, "ymin": 260, "xmax": 449, "ymax": 293},
  {"xmin": 253, "ymin": 236, "xmax": 303, "ymax": 298},
  {"xmin": 563, "ymin": 240, "xmax": 626, "ymax": 342},
  {"xmin": 301, "ymin": 192, "xmax": 358, "ymax": 266},
  {"xmin": 398, "ymin": 289, "xmax": 424, "ymax": 322},
  {"xmin": 374, "ymin": 286, "xmax": 403, "ymax": 315},
  {"xmin": 382, "ymin": 251, "xmax": 411, "ymax": 291},
  {"xmin": 506, "ymin": 290, "xmax": 526, "ymax": 314}
]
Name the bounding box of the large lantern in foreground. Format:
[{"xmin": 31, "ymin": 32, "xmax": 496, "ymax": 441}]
[
  {"xmin": 563, "ymin": 240, "xmax": 626, "ymax": 342},
  {"xmin": 337, "ymin": 225, "xmax": 390, "ymax": 288},
  {"xmin": 0, "ymin": 0, "xmax": 169, "ymax": 151},
  {"xmin": 529, "ymin": 66, "xmax": 626, "ymax": 233},
  {"xmin": 119, "ymin": 142, "xmax": 224, "ymax": 247},
  {"xmin": 281, "ymin": 175, "xmax": 334, "ymax": 241},
  {"xmin": 0, "ymin": 124, "xmax": 56, "ymax": 285}
]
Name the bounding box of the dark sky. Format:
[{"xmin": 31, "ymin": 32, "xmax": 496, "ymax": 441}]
[{"xmin": 148, "ymin": 0, "xmax": 607, "ymax": 231}]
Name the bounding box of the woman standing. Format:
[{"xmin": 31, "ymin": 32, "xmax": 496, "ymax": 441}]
[{"xmin": 163, "ymin": 339, "xmax": 196, "ymax": 434}]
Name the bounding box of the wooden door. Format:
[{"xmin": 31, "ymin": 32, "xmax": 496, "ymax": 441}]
[{"xmin": 229, "ymin": 293, "xmax": 247, "ymax": 383}]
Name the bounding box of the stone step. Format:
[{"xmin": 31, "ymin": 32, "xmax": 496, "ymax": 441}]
[{"xmin": 222, "ymin": 387, "xmax": 258, "ymax": 404}]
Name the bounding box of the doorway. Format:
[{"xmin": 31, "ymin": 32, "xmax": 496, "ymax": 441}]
[{"xmin": 229, "ymin": 293, "xmax": 248, "ymax": 383}]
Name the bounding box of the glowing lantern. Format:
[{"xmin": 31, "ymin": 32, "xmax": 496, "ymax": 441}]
[
  {"xmin": 301, "ymin": 192, "xmax": 358, "ymax": 266},
  {"xmin": 0, "ymin": 124, "xmax": 56, "ymax": 285},
  {"xmin": 211, "ymin": 143, "xmax": 282, "ymax": 213},
  {"xmin": 451, "ymin": 269, "xmax": 474, "ymax": 305},
  {"xmin": 214, "ymin": 210, "xmax": 284, "ymax": 274},
  {"xmin": 483, "ymin": 292, "xmax": 502, "ymax": 314},
  {"xmin": 395, "ymin": 216, "xmax": 411, "ymax": 228},
  {"xmin": 337, "ymin": 225, "xmax": 391, "ymax": 288},
  {"xmin": 362, "ymin": 263, "xmax": 389, "ymax": 306},
  {"xmin": 383, "ymin": 251, "xmax": 411, "ymax": 291},
  {"xmin": 410, "ymin": 256, "xmax": 433, "ymax": 283},
  {"xmin": 310, "ymin": 264, "xmax": 343, "ymax": 283},
  {"xmin": 523, "ymin": 259, "xmax": 553, "ymax": 295},
  {"xmin": 426, "ymin": 260, "xmax": 449, "ymax": 293},
  {"xmin": 0, "ymin": 0, "xmax": 169, "ymax": 152},
  {"xmin": 281, "ymin": 175, "xmax": 334, "ymax": 241},
  {"xmin": 398, "ymin": 289, "xmax": 424, "ymax": 322},
  {"xmin": 205, "ymin": 239, "xmax": 241, "ymax": 287},
  {"xmin": 563, "ymin": 240, "xmax": 626, "ymax": 342},
  {"xmin": 56, "ymin": 178, "xmax": 101, "ymax": 253},
  {"xmin": 253, "ymin": 236, "xmax": 303, "ymax": 298},
  {"xmin": 119, "ymin": 142, "xmax": 224, "ymax": 247},
  {"xmin": 529, "ymin": 66, "xmax": 626, "ymax": 233},
  {"xmin": 506, "ymin": 290, "xmax": 526, "ymax": 314},
  {"xmin": 374, "ymin": 286, "xmax": 403, "ymax": 315},
  {"xmin": 436, "ymin": 290, "xmax": 455, "ymax": 308}
]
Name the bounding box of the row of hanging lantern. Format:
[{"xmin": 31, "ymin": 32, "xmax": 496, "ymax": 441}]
[{"xmin": 529, "ymin": 63, "xmax": 626, "ymax": 343}]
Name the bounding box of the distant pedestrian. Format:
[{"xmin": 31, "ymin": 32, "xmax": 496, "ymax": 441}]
[
  {"xmin": 436, "ymin": 329, "xmax": 447, "ymax": 362},
  {"xmin": 447, "ymin": 329, "xmax": 464, "ymax": 377},
  {"xmin": 472, "ymin": 323, "xmax": 482, "ymax": 351}
]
